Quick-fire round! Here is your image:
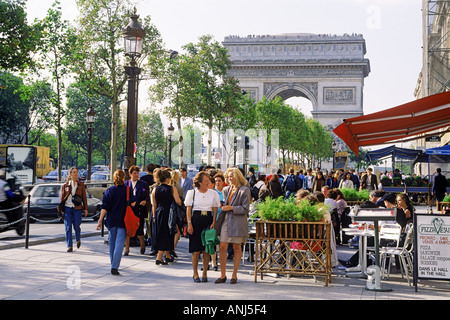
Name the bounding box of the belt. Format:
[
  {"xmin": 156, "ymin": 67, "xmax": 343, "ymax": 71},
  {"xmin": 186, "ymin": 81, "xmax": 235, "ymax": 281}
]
[{"xmin": 193, "ymin": 210, "xmax": 212, "ymax": 216}]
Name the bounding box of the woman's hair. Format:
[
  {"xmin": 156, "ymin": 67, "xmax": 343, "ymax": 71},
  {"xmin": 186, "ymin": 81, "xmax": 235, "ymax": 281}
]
[
  {"xmin": 193, "ymin": 171, "xmax": 210, "ymax": 188},
  {"xmin": 397, "ymin": 193, "xmax": 415, "ymax": 212},
  {"xmin": 154, "ymin": 168, "xmax": 171, "ymax": 184},
  {"xmin": 334, "ymin": 188, "xmax": 345, "ymax": 201},
  {"xmin": 313, "ymin": 171, "xmax": 324, "ymax": 181},
  {"xmin": 67, "ymin": 166, "xmax": 78, "ymax": 182},
  {"xmin": 296, "ymin": 189, "xmax": 310, "ymax": 200},
  {"xmin": 305, "ymin": 194, "xmax": 319, "ymax": 206},
  {"xmin": 170, "ymin": 170, "xmax": 181, "ymax": 185},
  {"xmin": 227, "ymin": 167, "xmax": 247, "ymax": 187},
  {"xmin": 129, "ymin": 165, "xmax": 139, "ymax": 174},
  {"xmin": 313, "ymin": 191, "xmax": 325, "ymax": 203},
  {"xmin": 270, "ymin": 174, "xmax": 279, "ymax": 182},
  {"xmin": 214, "ymin": 173, "xmax": 225, "ymax": 182},
  {"xmin": 113, "ymin": 169, "xmax": 125, "ymax": 186}
]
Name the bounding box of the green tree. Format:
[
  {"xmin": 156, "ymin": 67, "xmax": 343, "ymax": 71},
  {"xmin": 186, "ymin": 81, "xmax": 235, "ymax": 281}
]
[
  {"xmin": 149, "ymin": 51, "xmax": 198, "ymax": 168},
  {"xmin": 136, "ymin": 109, "xmax": 164, "ymax": 168},
  {"xmin": 183, "ymin": 35, "xmax": 241, "ymax": 166},
  {"xmin": 39, "ymin": 0, "xmax": 76, "ymax": 179},
  {"xmin": 65, "ymin": 81, "xmax": 112, "ymax": 166},
  {"xmin": 0, "ymin": 0, "xmax": 41, "ymax": 71},
  {"xmin": 0, "ymin": 71, "xmax": 29, "ymax": 143},
  {"xmin": 73, "ymin": 0, "xmax": 163, "ymax": 178}
]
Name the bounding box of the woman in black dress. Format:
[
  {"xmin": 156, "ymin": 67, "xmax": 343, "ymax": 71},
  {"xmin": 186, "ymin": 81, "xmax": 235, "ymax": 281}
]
[{"xmin": 151, "ymin": 169, "xmax": 182, "ymax": 265}]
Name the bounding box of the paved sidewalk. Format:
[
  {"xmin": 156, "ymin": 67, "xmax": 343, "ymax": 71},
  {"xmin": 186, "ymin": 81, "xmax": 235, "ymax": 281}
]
[{"xmin": 1, "ymin": 231, "xmax": 449, "ymax": 301}]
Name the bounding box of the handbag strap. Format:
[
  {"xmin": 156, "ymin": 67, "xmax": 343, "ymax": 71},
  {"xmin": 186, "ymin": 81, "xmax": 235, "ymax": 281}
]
[{"xmin": 127, "ymin": 186, "xmax": 130, "ymax": 201}]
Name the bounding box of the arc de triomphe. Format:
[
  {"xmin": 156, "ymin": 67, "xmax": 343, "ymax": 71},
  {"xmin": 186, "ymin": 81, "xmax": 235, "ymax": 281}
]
[{"xmin": 223, "ymin": 33, "xmax": 371, "ymax": 129}]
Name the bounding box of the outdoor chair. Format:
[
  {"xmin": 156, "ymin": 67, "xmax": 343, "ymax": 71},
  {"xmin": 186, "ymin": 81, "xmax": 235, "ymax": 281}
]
[{"xmin": 380, "ymin": 223, "xmax": 414, "ymax": 285}]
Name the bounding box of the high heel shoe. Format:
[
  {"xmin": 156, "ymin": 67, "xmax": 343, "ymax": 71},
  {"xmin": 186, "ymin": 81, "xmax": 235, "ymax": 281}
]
[
  {"xmin": 165, "ymin": 257, "xmax": 174, "ymax": 263},
  {"xmin": 156, "ymin": 259, "xmax": 167, "ymax": 265},
  {"xmin": 214, "ymin": 277, "xmax": 227, "ymax": 284}
]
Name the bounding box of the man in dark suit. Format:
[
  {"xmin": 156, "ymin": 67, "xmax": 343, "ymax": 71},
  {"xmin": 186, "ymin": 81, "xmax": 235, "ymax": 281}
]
[
  {"xmin": 124, "ymin": 165, "xmax": 150, "ymax": 255},
  {"xmin": 360, "ymin": 167, "xmax": 378, "ymax": 191},
  {"xmin": 432, "ymin": 168, "xmax": 448, "ymax": 202},
  {"xmin": 179, "ymin": 167, "xmax": 194, "ymax": 198}
]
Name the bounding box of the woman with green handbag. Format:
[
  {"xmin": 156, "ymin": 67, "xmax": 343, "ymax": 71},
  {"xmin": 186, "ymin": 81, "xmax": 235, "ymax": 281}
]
[{"xmin": 185, "ymin": 171, "xmax": 219, "ymax": 283}]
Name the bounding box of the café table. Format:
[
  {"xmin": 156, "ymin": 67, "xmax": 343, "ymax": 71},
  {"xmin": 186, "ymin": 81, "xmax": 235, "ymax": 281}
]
[{"xmin": 342, "ymin": 227, "xmax": 374, "ymax": 278}]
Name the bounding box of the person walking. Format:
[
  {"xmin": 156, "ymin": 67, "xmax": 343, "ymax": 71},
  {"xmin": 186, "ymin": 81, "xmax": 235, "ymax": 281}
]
[
  {"xmin": 338, "ymin": 172, "xmax": 354, "ymax": 189},
  {"xmin": 60, "ymin": 167, "xmax": 88, "ymax": 252},
  {"xmin": 96, "ymin": 169, "xmax": 128, "ymax": 275},
  {"xmin": 311, "ymin": 171, "xmax": 326, "ymax": 192},
  {"xmin": 215, "ymin": 168, "xmax": 250, "ymax": 284},
  {"xmin": 124, "ymin": 166, "xmax": 149, "ymax": 256},
  {"xmin": 432, "ymin": 168, "xmax": 448, "ymax": 202},
  {"xmin": 151, "ymin": 169, "xmax": 182, "ymax": 265},
  {"xmin": 267, "ymin": 174, "xmax": 283, "ymax": 199},
  {"xmin": 360, "ymin": 167, "xmax": 377, "ymax": 191},
  {"xmin": 179, "ymin": 167, "xmax": 194, "ymax": 198},
  {"xmin": 282, "ymin": 168, "xmax": 301, "ymax": 200},
  {"xmin": 185, "ymin": 171, "xmax": 219, "ymax": 282}
]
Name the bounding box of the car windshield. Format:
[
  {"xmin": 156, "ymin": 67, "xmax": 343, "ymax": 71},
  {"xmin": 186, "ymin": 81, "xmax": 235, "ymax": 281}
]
[
  {"xmin": 34, "ymin": 186, "xmax": 60, "ymax": 198},
  {"xmin": 47, "ymin": 171, "xmax": 58, "ymax": 176},
  {"xmin": 91, "ymin": 174, "xmax": 107, "ymax": 180}
]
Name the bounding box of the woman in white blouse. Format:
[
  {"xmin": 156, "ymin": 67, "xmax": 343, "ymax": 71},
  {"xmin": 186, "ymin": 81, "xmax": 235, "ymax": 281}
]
[
  {"xmin": 185, "ymin": 171, "xmax": 220, "ymax": 283},
  {"xmin": 338, "ymin": 172, "xmax": 354, "ymax": 189}
]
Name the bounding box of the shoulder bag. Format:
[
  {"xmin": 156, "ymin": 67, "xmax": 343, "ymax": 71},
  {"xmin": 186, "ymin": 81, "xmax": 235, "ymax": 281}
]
[{"xmin": 124, "ymin": 186, "xmax": 140, "ymax": 237}]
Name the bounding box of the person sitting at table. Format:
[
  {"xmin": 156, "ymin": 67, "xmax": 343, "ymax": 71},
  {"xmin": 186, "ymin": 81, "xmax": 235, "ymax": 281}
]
[{"xmin": 338, "ymin": 200, "xmax": 378, "ymax": 268}]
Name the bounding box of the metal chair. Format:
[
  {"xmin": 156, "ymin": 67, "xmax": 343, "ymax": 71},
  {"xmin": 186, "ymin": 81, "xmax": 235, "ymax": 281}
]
[{"xmin": 380, "ymin": 223, "xmax": 414, "ymax": 285}]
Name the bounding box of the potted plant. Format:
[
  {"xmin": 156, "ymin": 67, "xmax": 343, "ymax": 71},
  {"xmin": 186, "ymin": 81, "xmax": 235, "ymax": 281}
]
[{"xmin": 381, "ymin": 176, "xmax": 391, "ymax": 187}]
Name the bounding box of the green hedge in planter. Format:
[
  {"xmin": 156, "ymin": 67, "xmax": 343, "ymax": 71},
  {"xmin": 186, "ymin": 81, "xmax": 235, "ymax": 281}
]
[
  {"xmin": 339, "ymin": 188, "xmax": 370, "ymax": 202},
  {"xmin": 254, "ymin": 197, "xmax": 324, "ymax": 222}
]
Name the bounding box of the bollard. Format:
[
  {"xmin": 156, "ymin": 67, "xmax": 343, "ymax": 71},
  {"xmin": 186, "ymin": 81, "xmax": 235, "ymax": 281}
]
[{"xmin": 25, "ymin": 194, "xmax": 31, "ymax": 249}]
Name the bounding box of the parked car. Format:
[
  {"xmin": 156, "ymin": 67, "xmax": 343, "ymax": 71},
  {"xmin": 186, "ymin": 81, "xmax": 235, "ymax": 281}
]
[
  {"xmin": 23, "ymin": 183, "xmax": 102, "ymax": 221},
  {"xmin": 42, "ymin": 170, "xmax": 69, "ymax": 181},
  {"xmin": 90, "ymin": 172, "xmax": 110, "ymax": 181}
]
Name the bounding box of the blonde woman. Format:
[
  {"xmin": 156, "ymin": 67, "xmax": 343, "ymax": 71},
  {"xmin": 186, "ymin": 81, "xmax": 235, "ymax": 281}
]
[
  {"xmin": 60, "ymin": 167, "xmax": 88, "ymax": 252},
  {"xmin": 215, "ymin": 168, "xmax": 250, "ymax": 284}
]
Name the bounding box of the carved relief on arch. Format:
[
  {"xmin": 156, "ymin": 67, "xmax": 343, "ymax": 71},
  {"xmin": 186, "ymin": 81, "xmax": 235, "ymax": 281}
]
[{"xmin": 264, "ymin": 82, "xmax": 318, "ymax": 108}]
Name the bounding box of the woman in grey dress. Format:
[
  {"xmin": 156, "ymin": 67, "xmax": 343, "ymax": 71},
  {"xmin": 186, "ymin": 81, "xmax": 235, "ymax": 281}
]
[{"xmin": 215, "ymin": 168, "xmax": 250, "ymax": 284}]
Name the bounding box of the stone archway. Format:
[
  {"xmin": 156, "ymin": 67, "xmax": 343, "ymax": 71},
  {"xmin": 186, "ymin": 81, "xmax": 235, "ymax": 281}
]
[{"xmin": 223, "ymin": 33, "xmax": 371, "ymax": 129}]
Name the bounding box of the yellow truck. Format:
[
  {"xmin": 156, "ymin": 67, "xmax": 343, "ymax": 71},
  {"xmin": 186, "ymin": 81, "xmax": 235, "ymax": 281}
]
[{"xmin": 35, "ymin": 146, "xmax": 55, "ymax": 178}]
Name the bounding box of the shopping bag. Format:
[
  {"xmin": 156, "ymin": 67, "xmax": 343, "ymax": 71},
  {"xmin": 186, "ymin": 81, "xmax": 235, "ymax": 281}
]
[{"xmin": 124, "ymin": 186, "xmax": 140, "ymax": 237}]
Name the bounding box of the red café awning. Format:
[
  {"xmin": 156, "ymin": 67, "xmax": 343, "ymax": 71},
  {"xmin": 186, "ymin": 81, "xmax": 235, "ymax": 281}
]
[{"xmin": 333, "ymin": 91, "xmax": 450, "ymax": 156}]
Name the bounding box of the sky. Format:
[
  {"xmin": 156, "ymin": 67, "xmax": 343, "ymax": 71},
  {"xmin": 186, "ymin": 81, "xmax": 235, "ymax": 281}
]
[{"xmin": 24, "ymin": 0, "xmax": 424, "ymax": 155}]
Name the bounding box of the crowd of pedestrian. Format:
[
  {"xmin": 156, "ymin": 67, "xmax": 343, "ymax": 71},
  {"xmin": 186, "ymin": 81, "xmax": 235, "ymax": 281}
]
[{"xmin": 57, "ymin": 163, "xmax": 447, "ymax": 280}]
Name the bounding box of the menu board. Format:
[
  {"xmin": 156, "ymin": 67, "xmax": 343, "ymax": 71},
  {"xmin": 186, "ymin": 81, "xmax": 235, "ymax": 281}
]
[{"xmin": 415, "ymin": 214, "xmax": 450, "ymax": 281}]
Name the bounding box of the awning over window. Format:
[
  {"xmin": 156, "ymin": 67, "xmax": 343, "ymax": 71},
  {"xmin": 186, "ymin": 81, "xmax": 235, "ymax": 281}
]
[
  {"xmin": 333, "ymin": 91, "xmax": 450, "ymax": 156},
  {"xmin": 365, "ymin": 145, "xmax": 423, "ymax": 162}
]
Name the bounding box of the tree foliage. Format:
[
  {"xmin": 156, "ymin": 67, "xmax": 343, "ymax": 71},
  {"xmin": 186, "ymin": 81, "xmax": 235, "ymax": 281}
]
[{"xmin": 0, "ymin": 0, "xmax": 41, "ymax": 71}]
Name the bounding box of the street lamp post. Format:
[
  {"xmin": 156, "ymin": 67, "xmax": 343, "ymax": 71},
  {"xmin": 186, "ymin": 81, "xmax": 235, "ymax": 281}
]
[
  {"xmin": 122, "ymin": 8, "xmax": 145, "ymax": 180},
  {"xmin": 331, "ymin": 141, "xmax": 337, "ymax": 170},
  {"xmin": 86, "ymin": 105, "xmax": 96, "ymax": 181},
  {"xmin": 167, "ymin": 123, "xmax": 175, "ymax": 168}
]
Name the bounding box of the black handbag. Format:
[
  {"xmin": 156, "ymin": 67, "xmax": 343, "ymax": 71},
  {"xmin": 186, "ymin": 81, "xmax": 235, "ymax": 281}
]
[{"xmin": 72, "ymin": 194, "xmax": 83, "ymax": 206}]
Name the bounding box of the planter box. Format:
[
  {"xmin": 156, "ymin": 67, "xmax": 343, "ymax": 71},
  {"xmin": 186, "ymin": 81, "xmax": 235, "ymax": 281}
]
[
  {"xmin": 437, "ymin": 202, "xmax": 450, "ymax": 212},
  {"xmin": 255, "ymin": 220, "xmax": 332, "ymax": 286}
]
